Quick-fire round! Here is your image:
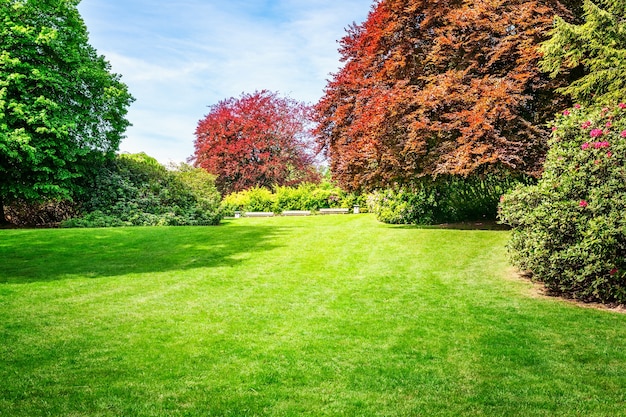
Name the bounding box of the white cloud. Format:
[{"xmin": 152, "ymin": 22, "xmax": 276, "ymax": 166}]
[{"xmin": 78, "ymin": 0, "xmax": 373, "ymax": 163}]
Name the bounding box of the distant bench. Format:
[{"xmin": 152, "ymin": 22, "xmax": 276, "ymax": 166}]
[
  {"xmin": 318, "ymin": 208, "xmax": 350, "ymax": 215},
  {"xmin": 241, "ymin": 208, "xmax": 351, "ymax": 217},
  {"xmin": 282, "ymin": 210, "xmax": 311, "ymax": 216},
  {"xmin": 244, "ymin": 212, "xmax": 274, "ymax": 217}
]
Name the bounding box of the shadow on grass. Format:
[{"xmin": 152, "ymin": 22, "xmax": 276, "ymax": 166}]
[
  {"xmin": 0, "ymin": 222, "xmax": 284, "ymax": 283},
  {"xmin": 386, "ymin": 220, "xmax": 511, "ymax": 231}
]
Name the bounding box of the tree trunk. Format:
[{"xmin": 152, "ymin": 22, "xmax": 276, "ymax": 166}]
[{"xmin": 0, "ymin": 196, "xmax": 8, "ymax": 225}]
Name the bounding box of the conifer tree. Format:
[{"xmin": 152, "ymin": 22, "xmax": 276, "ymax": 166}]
[{"xmin": 540, "ymin": 0, "xmax": 626, "ymax": 105}]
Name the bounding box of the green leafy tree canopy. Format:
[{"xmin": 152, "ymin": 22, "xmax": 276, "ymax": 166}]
[
  {"xmin": 0, "ymin": 0, "xmax": 134, "ymax": 222},
  {"xmin": 540, "ymin": 0, "xmax": 626, "ymax": 104}
]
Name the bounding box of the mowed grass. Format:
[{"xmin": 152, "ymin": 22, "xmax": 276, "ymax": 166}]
[{"xmin": 1, "ymin": 215, "xmax": 625, "ymax": 416}]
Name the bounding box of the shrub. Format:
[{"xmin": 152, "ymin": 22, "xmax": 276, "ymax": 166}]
[
  {"xmin": 368, "ymin": 175, "xmax": 524, "ymax": 225},
  {"xmin": 61, "ymin": 154, "xmax": 222, "ymax": 227},
  {"xmin": 367, "ymin": 187, "xmax": 438, "ymax": 225},
  {"xmin": 499, "ymin": 103, "xmax": 626, "ymax": 304},
  {"xmin": 273, "ymin": 184, "xmax": 315, "ymax": 212},
  {"xmin": 274, "ymin": 182, "xmax": 346, "ymax": 212},
  {"xmin": 244, "ymin": 187, "xmax": 276, "ymax": 212},
  {"xmin": 61, "ymin": 210, "xmax": 127, "ymax": 228},
  {"xmin": 169, "ymin": 162, "xmax": 223, "ymax": 212},
  {"xmin": 220, "ymin": 187, "xmax": 275, "ymax": 215},
  {"xmin": 220, "ymin": 181, "xmax": 367, "ymax": 215},
  {"xmin": 220, "ymin": 190, "xmax": 252, "ymax": 216}
]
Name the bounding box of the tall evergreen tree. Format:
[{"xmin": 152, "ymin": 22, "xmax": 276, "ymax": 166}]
[
  {"xmin": 0, "ymin": 0, "xmax": 134, "ymax": 223},
  {"xmin": 540, "ymin": 0, "xmax": 626, "ymax": 105}
]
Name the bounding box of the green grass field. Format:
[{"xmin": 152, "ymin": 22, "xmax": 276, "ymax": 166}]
[{"xmin": 1, "ymin": 214, "xmax": 625, "ymax": 416}]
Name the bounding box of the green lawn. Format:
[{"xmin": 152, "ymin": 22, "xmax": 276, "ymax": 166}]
[{"xmin": 1, "ymin": 214, "xmax": 625, "ymax": 416}]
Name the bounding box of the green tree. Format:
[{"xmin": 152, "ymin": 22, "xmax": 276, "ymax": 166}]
[
  {"xmin": 540, "ymin": 0, "xmax": 626, "ymax": 105},
  {"xmin": 0, "ymin": 0, "xmax": 134, "ymax": 223}
]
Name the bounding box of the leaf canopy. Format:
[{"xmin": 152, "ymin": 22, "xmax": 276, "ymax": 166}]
[
  {"xmin": 0, "ymin": 0, "xmax": 134, "ymax": 210},
  {"xmin": 193, "ymin": 90, "xmax": 320, "ymax": 195},
  {"xmin": 315, "ymin": 0, "xmax": 574, "ymax": 192}
]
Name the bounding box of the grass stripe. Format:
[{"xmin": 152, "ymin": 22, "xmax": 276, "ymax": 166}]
[{"xmin": 1, "ymin": 214, "xmax": 625, "ymax": 416}]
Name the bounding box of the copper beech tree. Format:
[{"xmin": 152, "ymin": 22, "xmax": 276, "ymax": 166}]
[
  {"xmin": 193, "ymin": 91, "xmax": 320, "ymax": 195},
  {"xmin": 315, "ymin": 0, "xmax": 576, "ymax": 191}
]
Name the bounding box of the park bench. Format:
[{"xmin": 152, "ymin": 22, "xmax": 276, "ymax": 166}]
[
  {"xmin": 318, "ymin": 208, "xmax": 350, "ymax": 215},
  {"xmin": 244, "ymin": 212, "xmax": 275, "ymax": 217},
  {"xmin": 282, "ymin": 210, "xmax": 311, "ymax": 216}
]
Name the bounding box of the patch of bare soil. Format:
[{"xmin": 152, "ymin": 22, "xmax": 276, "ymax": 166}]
[
  {"xmin": 436, "ymin": 220, "xmax": 511, "ymax": 230},
  {"xmin": 506, "ymin": 267, "xmax": 626, "ymax": 314}
]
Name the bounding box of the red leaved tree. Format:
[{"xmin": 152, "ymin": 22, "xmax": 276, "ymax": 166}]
[
  {"xmin": 315, "ymin": 0, "xmax": 576, "ymax": 191},
  {"xmin": 193, "ymin": 91, "xmax": 320, "ymax": 195}
]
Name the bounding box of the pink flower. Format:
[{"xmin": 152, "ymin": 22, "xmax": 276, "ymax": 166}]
[
  {"xmin": 610, "ymin": 268, "xmax": 619, "ymax": 276},
  {"xmin": 551, "ymin": 126, "xmax": 558, "ymax": 132},
  {"xmin": 594, "ymin": 141, "xmax": 610, "ymax": 149},
  {"xmin": 607, "ymin": 151, "xmax": 613, "ymax": 158},
  {"xmin": 579, "ymin": 200, "xmax": 588, "ymax": 208},
  {"xmin": 574, "ymin": 104, "xmax": 582, "ymax": 109},
  {"xmin": 602, "ymin": 107, "xmax": 609, "ymax": 113},
  {"xmin": 581, "ymin": 121, "xmax": 592, "ymax": 129},
  {"xmin": 621, "ymin": 130, "xmax": 626, "ymax": 138},
  {"xmin": 581, "ymin": 142, "xmax": 590, "ymax": 150},
  {"xmin": 619, "ymin": 103, "xmax": 626, "ymax": 109},
  {"xmin": 606, "ymin": 121, "xmax": 612, "ymax": 128},
  {"xmin": 563, "ymin": 110, "xmax": 571, "ymax": 116},
  {"xmin": 590, "ymin": 129, "xmax": 603, "ymax": 138}
]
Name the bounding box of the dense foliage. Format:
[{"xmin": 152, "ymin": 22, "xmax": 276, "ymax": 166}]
[
  {"xmin": 540, "ymin": 0, "xmax": 626, "ymax": 105},
  {"xmin": 315, "ymin": 0, "xmax": 574, "ymax": 192},
  {"xmin": 367, "ymin": 175, "xmax": 526, "ymax": 225},
  {"xmin": 193, "ymin": 90, "xmax": 320, "ymax": 195},
  {"xmin": 0, "ymin": 0, "xmax": 134, "ymax": 222},
  {"xmin": 62, "ymin": 153, "xmax": 222, "ymax": 227},
  {"xmin": 499, "ymin": 103, "xmax": 626, "ymax": 303},
  {"xmin": 220, "ymin": 181, "xmax": 364, "ymax": 215}
]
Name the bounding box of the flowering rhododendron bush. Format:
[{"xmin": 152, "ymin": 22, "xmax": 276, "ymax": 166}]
[{"xmin": 499, "ymin": 103, "xmax": 626, "ymax": 303}]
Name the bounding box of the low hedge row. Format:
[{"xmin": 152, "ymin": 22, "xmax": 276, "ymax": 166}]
[{"xmin": 220, "ymin": 182, "xmax": 365, "ymax": 216}]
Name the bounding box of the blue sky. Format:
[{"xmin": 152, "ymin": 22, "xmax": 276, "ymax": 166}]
[{"xmin": 77, "ymin": 0, "xmax": 373, "ymax": 164}]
